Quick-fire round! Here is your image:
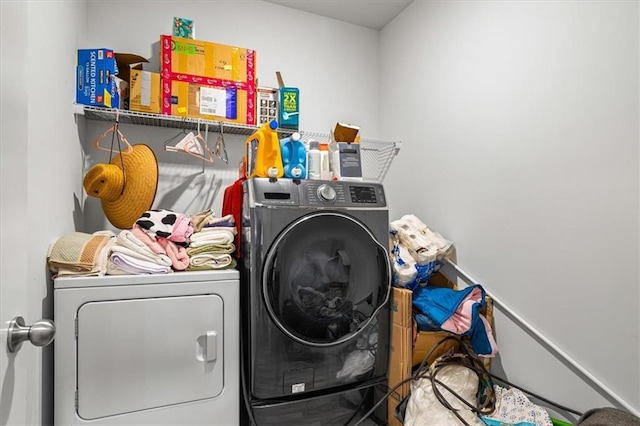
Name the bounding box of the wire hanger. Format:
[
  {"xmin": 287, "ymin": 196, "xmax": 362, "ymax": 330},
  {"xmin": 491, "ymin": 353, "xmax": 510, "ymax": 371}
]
[
  {"xmin": 164, "ymin": 119, "xmax": 214, "ymax": 163},
  {"xmin": 215, "ymin": 121, "xmax": 229, "ymax": 164},
  {"xmin": 94, "ymin": 109, "xmax": 134, "ymax": 157}
]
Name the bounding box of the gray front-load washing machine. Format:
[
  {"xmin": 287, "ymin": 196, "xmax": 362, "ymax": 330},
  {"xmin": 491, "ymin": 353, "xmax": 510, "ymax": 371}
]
[{"xmin": 240, "ymin": 178, "xmax": 391, "ymax": 425}]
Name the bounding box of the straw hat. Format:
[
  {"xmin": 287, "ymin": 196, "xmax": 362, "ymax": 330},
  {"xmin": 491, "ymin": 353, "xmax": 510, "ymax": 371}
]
[{"xmin": 83, "ymin": 144, "xmax": 158, "ymax": 229}]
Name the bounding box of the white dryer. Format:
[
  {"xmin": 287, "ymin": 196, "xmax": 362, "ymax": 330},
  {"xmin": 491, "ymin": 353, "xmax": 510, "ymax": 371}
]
[{"xmin": 54, "ymin": 270, "xmax": 239, "ymax": 425}]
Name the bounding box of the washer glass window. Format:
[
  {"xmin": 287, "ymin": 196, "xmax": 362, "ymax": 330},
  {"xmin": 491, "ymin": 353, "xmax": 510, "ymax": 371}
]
[{"xmin": 263, "ymin": 212, "xmax": 390, "ymax": 346}]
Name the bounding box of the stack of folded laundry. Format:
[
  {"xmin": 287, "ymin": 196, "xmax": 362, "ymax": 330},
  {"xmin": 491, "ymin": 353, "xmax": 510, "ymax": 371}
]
[
  {"xmin": 47, "ymin": 231, "xmax": 116, "ymax": 277},
  {"xmin": 48, "ymin": 209, "xmax": 239, "ymax": 277},
  {"xmin": 187, "ymin": 213, "xmax": 237, "ymax": 271},
  {"xmin": 389, "ymin": 214, "xmax": 455, "ymax": 289}
]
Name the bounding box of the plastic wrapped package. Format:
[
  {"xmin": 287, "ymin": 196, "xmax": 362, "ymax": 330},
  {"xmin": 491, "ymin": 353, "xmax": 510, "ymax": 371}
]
[{"xmin": 404, "ymin": 364, "xmax": 484, "ymax": 426}]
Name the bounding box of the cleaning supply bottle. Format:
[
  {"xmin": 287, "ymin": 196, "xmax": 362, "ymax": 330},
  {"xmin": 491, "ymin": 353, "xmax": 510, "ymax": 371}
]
[
  {"xmin": 307, "ymin": 140, "xmax": 321, "ymax": 180},
  {"xmin": 328, "ymin": 139, "xmax": 341, "ymax": 180},
  {"xmin": 280, "ymin": 132, "xmax": 307, "ymax": 179},
  {"xmin": 319, "ymin": 142, "xmax": 331, "ymax": 180},
  {"xmin": 245, "ymin": 119, "xmax": 284, "ymax": 178}
]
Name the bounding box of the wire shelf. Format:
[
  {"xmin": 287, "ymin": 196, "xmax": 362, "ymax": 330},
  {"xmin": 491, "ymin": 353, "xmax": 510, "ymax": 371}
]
[{"xmin": 74, "ymin": 105, "xmax": 401, "ymax": 182}]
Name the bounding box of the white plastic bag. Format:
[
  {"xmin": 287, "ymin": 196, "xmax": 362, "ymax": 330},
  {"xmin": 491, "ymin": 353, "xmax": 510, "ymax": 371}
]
[{"xmin": 405, "ymin": 364, "xmax": 484, "ymax": 426}]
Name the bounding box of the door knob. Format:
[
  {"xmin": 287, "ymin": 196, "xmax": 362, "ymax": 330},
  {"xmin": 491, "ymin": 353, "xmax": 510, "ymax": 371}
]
[{"xmin": 7, "ymin": 316, "xmax": 55, "ymax": 353}]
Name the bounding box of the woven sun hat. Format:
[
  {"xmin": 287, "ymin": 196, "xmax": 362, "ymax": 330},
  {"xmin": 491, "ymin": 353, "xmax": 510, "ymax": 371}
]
[{"xmin": 83, "ymin": 144, "xmax": 158, "ymax": 229}]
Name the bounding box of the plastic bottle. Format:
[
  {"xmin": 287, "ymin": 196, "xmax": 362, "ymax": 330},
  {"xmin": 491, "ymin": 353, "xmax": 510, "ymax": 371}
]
[
  {"xmin": 245, "ymin": 119, "xmax": 284, "ymax": 178},
  {"xmin": 307, "ymin": 140, "xmax": 321, "ymax": 180},
  {"xmin": 328, "ymin": 140, "xmax": 341, "ymax": 180},
  {"xmin": 319, "ymin": 142, "xmax": 331, "ymax": 180},
  {"xmin": 280, "ymin": 132, "xmax": 307, "ymax": 179}
]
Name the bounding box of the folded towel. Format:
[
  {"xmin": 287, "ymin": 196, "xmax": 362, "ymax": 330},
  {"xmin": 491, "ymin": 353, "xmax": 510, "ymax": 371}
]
[
  {"xmin": 188, "ymin": 253, "xmax": 236, "ymax": 270},
  {"xmin": 186, "ymin": 243, "xmax": 235, "ymax": 256},
  {"xmin": 190, "ymin": 209, "xmax": 216, "ymax": 233},
  {"xmin": 132, "ymin": 224, "xmax": 189, "ymax": 270},
  {"xmin": 158, "ymin": 238, "xmax": 190, "ymax": 271},
  {"xmin": 109, "ymin": 252, "xmax": 172, "ymax": 275},
  {"xmin": 114, "ymin": 230, "xmax": 171, "ymax": 264},
  {"xmin": 47, "ymin": 231, "xmax": 115, "ymax": 273},
  {"xmin": 190, "ymin": 228, "xmax": 235, "ymax": 247},
  {"xmin": 131, "ymin": 225, "xmax": 165, "ymax": 254},
  {"xmin": 204, "ymin": 214, "xmax": 235, "ymax": 226}
]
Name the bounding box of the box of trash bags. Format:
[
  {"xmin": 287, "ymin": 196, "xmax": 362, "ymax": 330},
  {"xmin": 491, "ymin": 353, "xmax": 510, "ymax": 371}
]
[{"xmin": 388, "ymin": 271, "xmax": 494, "ymax": 426}]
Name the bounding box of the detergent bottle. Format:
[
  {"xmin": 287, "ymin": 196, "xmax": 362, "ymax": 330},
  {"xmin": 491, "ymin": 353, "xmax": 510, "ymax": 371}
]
[
  {"xmin": 245, "ymin": 119, "xmax": 284, "ymax": 178},
  {"xmin": 280, "ymin": 132, "xmax": 307, "ymax": 179}
]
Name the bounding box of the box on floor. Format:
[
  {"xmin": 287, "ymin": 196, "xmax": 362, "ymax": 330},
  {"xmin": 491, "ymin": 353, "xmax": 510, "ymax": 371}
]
[{"xmin": 387, "ymin": 271, "xmax": 494, "ymax": 425}]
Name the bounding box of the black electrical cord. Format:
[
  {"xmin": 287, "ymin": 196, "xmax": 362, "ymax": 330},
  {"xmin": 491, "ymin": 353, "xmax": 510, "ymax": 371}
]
[
  {"xmin": 342, "ymin": 386, "xmax": 372, "ymax": 426},
  {"xmin": 353, "ymin": 335, "xmax": 583, "ymax": 426}
]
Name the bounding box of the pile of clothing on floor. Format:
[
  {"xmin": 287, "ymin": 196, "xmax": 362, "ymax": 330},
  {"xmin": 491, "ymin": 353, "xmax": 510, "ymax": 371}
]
[{"xmin": 47, "ymin": 209, "xmax": 237, "ymax": 276}]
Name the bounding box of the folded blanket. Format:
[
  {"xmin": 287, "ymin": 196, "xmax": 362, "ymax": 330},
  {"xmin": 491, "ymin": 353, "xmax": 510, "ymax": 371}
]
[
  {"xmin": 187, "ymin": 253, "xmax": 236, "ymax": 270},
  {"xmin": 108, "ymin": 252, "xmax": 172, "ymax": 275},
  {"xmin": 47, "ymin": 231, "xmax": 115, "ymax": 273},
  {"xmin": 55, "ymin": 236, "xmax": 116, "ymax": 277}
]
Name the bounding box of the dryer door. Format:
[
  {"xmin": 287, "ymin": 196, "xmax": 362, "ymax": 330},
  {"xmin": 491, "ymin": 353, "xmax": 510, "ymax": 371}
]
[{"xmin": 263, "ymin": 211, "xmax": 391, "ymax": 346}]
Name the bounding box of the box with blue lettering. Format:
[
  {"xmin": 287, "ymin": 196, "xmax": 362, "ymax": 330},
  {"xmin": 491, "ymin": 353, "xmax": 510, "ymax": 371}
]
[{"xmin": 76, "ymin": 48, "xmax": 120, "ymax": 108}]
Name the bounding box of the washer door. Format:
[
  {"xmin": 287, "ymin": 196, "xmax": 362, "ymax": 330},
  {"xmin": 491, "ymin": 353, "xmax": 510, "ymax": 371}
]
[{"xmin": 263, "ymin": 211, "xmax": 391, "ymax": 347}]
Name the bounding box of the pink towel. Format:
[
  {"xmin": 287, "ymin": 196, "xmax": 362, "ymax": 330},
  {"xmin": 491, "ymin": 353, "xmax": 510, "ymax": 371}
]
[
  {"xmin": 132, "ymin": 225, "xmax": 164, "ymax": 254},
  {"xmin": 158, "ymin": 238, "xmax": 190, "ymax": 271},
  {"xmin": 133, "ymin": 224, "xmax": 189, "ymax": 271}
]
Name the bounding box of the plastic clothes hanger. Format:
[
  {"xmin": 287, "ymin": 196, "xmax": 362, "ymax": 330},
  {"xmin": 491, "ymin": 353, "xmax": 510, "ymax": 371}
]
[
  {"xmin": 164, "ymin": 119, "xmax": 214, "ymax": 163},
  {"xmin": 94, "ymin": 109, "xmax": 134, "ymax": 156},
  {"xmin": 215, "ymin": 122, "xmax": 229, "ymax": 164}
]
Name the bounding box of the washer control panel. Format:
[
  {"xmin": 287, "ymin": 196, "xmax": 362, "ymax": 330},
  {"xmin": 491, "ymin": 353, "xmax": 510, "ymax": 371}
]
[
  {"xmin": 249, "ymin": 178, "xmax": 386, "ymax": 208},
  {"xmin": 301, "ymin": 180, "xmax": 386, "ymax": 207}
]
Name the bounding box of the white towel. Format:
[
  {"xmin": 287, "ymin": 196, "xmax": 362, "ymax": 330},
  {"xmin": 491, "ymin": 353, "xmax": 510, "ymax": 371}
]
[
  {"xmin": 189, "ymin": 253, "xmax": 234, "ymax": 269},
  {"xmin": 108, "ymin": 252, "xmax": 172, "ymax": 275},
  {"xmin": 112, "ymin": 230, "xmax": 172, "ymax": 266},
  {"xmin": 189, "ymin": 228, "xmax": 235, "ymax": 247}
]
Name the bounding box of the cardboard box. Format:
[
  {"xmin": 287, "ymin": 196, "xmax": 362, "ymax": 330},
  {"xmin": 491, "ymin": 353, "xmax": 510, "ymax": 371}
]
[
  {"xmin": 113, "ymin": 53, "xmax": 153, "ymax": 111},
  {"xmin": 162, "ymin": 79, "xmax": 255, "ymax": 124},
  {"xmin": 276, "ymin": 71, "xmax": 299, "ymax": 129},
  {"xmin": 129, "ymin": 69, "xmax": 161, "ymax": 114},
  {"xmin": 257, "ymin": 87, "xmax": 278, "ymax": 125},
  {"xmin": 160, "ymin": 35, "xmax": 255, "ymax": 82},
  {"xmin": 160, "ymin": 35, "xmax": 257, "ymax": 124},
  {"xmin": 76, "ymin": 48, "xmax": 119, "ymax": 108},
  {"xmin": 387, "ymin": 272, "xmax": 496, "ymax": 424},
  {"xmin": 388, "ymin": 272, "xmax": 460, "ymax": 425}
]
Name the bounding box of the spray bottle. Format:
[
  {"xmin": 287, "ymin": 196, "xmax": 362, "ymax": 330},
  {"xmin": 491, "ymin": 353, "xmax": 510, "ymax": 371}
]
[{"xmin": 245, "ymin": 119, "xmax": 284, "ymax": 178}]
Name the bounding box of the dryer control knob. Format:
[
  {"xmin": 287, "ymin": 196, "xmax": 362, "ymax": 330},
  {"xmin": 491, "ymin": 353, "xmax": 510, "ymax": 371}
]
[{"xmin": 317, "ymin": 184, "xmax": 336, "ymax": 202}]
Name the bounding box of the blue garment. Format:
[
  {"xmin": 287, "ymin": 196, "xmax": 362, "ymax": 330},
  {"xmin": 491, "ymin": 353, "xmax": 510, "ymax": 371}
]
[{"xmin": 412, "ymin": 284, "xmax": 494, "ymax": 356}]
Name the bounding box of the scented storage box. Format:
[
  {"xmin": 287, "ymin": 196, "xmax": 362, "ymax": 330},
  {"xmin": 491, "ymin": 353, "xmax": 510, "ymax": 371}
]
[{"xmin": 76, "ymin": 48, "xmax": 120, "ymax": 108}]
